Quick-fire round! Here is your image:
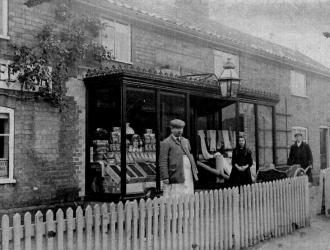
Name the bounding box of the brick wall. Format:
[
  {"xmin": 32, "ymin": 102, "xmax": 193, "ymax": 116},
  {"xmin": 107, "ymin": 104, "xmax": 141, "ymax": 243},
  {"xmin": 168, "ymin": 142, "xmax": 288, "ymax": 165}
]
[{"xmin": 0, "ymin": 90, "xmax": 80, "ymax": 209}]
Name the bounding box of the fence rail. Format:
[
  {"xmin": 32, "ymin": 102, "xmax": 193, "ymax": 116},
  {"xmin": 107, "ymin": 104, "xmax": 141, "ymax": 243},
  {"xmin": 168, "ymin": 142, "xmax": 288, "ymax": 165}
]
[{"xmin": 1, "ymin": 176, "xmax": 309, "ymax": 250}]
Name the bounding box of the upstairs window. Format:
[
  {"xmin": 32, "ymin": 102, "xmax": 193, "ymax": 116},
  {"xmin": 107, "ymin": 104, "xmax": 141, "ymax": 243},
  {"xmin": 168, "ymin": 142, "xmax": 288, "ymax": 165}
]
[
  {"xmin": 292, "ymin": 126, "xmax": 308, "ymax": 143},
  {"xmin": 290, "ymin": 70, "xmax": 307, "ymax": 97},
  {"xmin": 0, "ymin": 107, "xmax": 14, "ymax": 184},
  {"xmin": 0, "ymin": 0, "xmax": 9, "ymax": 39},
  {"xmin": 214, "ymin": 50, "xmax": 239, "ymax": 77},
  {"xmin": 100, "ymin": 19, "xmax": 131, "ymax": 63}
]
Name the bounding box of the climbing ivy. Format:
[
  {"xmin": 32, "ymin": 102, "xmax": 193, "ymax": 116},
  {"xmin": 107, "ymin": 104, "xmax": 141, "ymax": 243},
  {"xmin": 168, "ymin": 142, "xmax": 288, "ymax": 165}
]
[{"xmin": 9, "ymin": 1, "xmax": 112, "ymax": 107}]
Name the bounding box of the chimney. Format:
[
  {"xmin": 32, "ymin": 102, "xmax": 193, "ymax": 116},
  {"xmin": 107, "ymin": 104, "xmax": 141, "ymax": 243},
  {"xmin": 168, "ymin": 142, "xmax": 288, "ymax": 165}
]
[{"xmin": 175, "ymin": 0, "xmax": 210, "ymax": 20}]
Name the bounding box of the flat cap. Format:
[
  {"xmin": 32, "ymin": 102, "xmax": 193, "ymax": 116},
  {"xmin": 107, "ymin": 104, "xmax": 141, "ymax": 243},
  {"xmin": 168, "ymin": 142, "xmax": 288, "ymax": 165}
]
[
  {"xmin": 170, "ymin": 119, "xmax": 185, "ymax": 128},
  {"xmin": 294, "ymin": 132, "xmax": 303, "ymax": 137}
]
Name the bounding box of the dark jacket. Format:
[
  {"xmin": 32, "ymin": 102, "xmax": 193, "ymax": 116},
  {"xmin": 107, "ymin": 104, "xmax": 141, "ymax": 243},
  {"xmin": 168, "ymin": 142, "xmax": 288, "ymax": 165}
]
[
  {"xmin": 287, "ymin": 141, "xmax": 313, "ymax": 169},
  {"xmin": 159, "ymin": 135, "xmax": 198, "ymax": 184},
  {"xmin": 229, "ymin": 146, "xmax": 253, "ymax": 187}
]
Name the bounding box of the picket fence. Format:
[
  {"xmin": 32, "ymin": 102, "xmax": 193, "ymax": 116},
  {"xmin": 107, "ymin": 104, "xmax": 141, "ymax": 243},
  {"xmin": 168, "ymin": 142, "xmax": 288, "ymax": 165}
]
[
  {"xmin": 1, "ymin": 176, "xmax": 309, "ymax": 250},
  {"xmin": 318, "ymin": 168, "xmax": 330, "ymax": 217}
]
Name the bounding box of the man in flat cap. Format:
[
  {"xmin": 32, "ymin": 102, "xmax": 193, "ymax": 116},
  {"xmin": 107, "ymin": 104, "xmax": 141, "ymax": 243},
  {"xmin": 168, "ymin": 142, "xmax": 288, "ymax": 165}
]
[
  {"xmin": 159, "ymin": 119, "xmax": 198, "ymax": 197},
  {"xmin": 287, "ymin": 132, "xmax": 313, "ymax": 182}
]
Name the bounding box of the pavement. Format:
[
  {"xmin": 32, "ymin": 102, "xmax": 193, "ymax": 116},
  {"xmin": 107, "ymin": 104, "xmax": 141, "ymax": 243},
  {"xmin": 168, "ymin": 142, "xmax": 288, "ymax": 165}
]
[{"xmin": 247, "ymin": 185, "xmax": 330, "ymax": 250}]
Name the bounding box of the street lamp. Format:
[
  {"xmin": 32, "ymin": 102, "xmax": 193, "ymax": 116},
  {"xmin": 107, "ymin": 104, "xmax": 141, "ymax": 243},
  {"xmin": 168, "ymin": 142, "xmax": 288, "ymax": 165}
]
[{"xmin": 218, "ymin": 58, "xmax": 241, "ymax": 97}]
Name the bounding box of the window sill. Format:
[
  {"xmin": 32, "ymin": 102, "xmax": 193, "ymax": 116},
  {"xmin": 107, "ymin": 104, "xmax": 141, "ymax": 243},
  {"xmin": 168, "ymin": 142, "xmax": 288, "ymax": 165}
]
[
  {"xmin": 0, "ymin": 179, "xmax": 16, "ymax": 184},
  {"xmin": 291, "ymin": 94, "xmax": 309, "ymax": 99},
  {"xmin": 0, "ymin": 35, "xmax": 10, "ymax": 40}
]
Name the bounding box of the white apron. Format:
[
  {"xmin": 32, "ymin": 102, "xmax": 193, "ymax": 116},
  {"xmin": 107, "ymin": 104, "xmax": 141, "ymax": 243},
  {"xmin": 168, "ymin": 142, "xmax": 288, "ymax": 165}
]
[{"xmin": 163, "ymin": 155, "xmax": 194, "ymax": 198}]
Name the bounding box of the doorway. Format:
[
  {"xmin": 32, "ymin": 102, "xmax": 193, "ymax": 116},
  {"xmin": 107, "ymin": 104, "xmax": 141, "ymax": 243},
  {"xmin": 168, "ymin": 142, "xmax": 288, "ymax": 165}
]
[{"xmin": 320, "ymin": 127, "xmax": 329, "ymax": 169}]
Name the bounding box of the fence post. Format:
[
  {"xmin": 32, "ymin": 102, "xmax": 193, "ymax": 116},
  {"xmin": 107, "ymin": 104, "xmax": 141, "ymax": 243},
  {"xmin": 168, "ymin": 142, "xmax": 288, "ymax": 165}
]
[
  {"xmin": 118, "ymin": 202, "xmax": 124, "ymax": 250},
  {"xmin": 46, "ymin": 210, "xmax": 55, "ymax": 250},
  {"xmin": 305, "ymin": 176, "xmax": 310, "ymax": 226},
  {"xmin": 178, "ymin": 196, "xmax": 184, "ymax": 250},
  {"xmin": 192, "ymin": 192, "xmax": 200, "ymax": 249},
  {"xmin": 24, "ymin": 212, "xmax": 32, "ymax": 250},
  {"xmin": 205, "ymin": 191, "xmax": 210, "ymax": 250},
  {"xmin": 76, "ymin": 206, "xmax": 84, "ymax": 250},
  {"xmin": 165, "ymin": 198, "xmax": 172, "ymax": 250},
  {"xmin": 219, "ymin": 189, "xmax": 224, "ymax": 250},
  {"xmin": 13, "ymin": 213, "xmax": 21, "ymax": 250},
  {"xmin": 228, "ymin": 189, "xmax": 233, "ymax": 249},
  {"xmin": 66, "ymin": 208, "xmax": 74, "ymax": 250},
  {"xmin": 139, "ymin": 199, "xmax": 146, "ymax": 250},
  {"xmin": 317, "ymin": 170, "xmax": 325, "ymax": 215},
  {"xmin": 189, "ymin": 195, "xmax": 195, "ymax": 250},
  {"xmin": 183, "ymin": 196, "xmax": 189, "ymax": 250},
  {"xmin": 35, "ymin": 211, "xmax": 43, "ymax": 250},
  {"xmin": 132, "ymin": 200, "xmax": 139, "ymax": 250},
  {"xmin": 110, "ymin": 203, "xmax": 117, "ymax": 250},
  {"xmin": 94, "ymin": 204, "xmax": 101, "ymax": 250},
  {"xmin": 232, "ymin": 187, "xmax": 240, "ymax": 250},
  {"xmin": 159, "ymin": 198, "xmax": 165, "ymax": 250},
  {"xmin": 125, "ymin": 201, "xmax": 133, "ymax": 250},
  {"xmin": 86, "ymin": 205, "xmax": 93, "ymax": 250},
  {"xmin": 2, "ymin": 215, "xmax": 9, "ymax": 250},
  {"xmin": 146, "ymin": 199, "xmax": 153, "ymax": 250},
  {"xmin": 101, "ymin": 204, "xmax": 109, "ymax": 250},
  {"xmin": 223, "ymin": 188, "xmax": 228, "ymax": 250},
  {"xmin": 153, "ymin": 198, "xmax": 160, "ymax": 250},
  {"xmin": 214, "ymin": 190, "xmax": 219, "ymax": 250},
  {"xmin": 210, "ymin": 190, "xmax": 215, "ymax": 250}
]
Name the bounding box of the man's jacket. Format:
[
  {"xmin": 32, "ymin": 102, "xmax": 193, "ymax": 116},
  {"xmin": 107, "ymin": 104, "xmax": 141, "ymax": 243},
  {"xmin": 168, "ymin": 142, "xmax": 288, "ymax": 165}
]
[
  {"xmin": 159, "ymin": 135, "xmax": 198, "ymax": 184},
  {"xmin": 287, "ymin": 141, "xmax": 313, "ymax": 169}
]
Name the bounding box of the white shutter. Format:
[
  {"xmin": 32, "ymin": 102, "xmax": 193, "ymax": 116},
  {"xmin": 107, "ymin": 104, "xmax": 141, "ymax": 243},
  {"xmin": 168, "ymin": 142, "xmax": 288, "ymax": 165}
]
[
  {"xmin": 115, "ymin": 22, "xmax": 131, "ymax": 63},
  {"xmin": 101, "ymin": 19, "xmax": 115, "ymax": 54}
]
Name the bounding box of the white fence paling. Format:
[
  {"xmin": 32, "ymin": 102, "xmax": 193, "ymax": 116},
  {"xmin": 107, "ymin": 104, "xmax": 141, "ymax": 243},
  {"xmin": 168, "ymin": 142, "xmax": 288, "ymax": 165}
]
[{"xmin": 0, "ymin": 176, "xmax": 309, "ymax": 250}]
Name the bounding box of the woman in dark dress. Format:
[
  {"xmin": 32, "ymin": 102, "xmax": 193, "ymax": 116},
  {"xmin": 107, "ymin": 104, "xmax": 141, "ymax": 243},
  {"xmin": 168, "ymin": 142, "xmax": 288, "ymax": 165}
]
[{"xmin": 229, "ymin": 136, "xmax": 253, "ymax": 187}]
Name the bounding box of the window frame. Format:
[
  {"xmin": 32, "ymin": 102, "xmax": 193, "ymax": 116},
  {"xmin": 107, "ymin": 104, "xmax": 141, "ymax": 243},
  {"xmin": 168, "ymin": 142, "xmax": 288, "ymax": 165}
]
[
  {"xmin": 100, "ymin": 18, "xmax": 131, "ymax": 64},
  {"xmin": 292, "ymin": 126, "xmax": 308, "ymax": 143},
  {"xmin": 0, "ymin": 0, "xmax": 9, "ymax": 40},
  {"xmin": 290, "ymin": 70, "xmax": 307, "ymax": 97},
  {"xmin": 0, "ymin": 107, "xmax": 15, "ymax": 184}
]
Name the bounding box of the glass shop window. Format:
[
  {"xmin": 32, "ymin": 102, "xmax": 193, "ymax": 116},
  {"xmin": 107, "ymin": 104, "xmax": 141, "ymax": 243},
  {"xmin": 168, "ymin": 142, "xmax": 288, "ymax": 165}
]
[
  {"xmin": 160, "ymin": 92, "xmax": 186, "ymax": 140},
  {"xmin": 239, "ymin": 103, "xmax": 256, "ymax": 162},
  {"xmin": 88, "ymin": 85, "xmax": 121, "ymax": 194},
  {"xmin": 258, "ymin": 105, "xmax": 273, "ymax": 167},
  {"xmin": 125, "ymin": 88, "xmax": 157, "ymax": 195}
]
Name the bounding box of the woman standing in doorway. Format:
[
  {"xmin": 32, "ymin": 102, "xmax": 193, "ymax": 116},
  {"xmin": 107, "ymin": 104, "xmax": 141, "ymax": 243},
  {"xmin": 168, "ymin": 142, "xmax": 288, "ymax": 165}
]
[{"xmin": 229, "ymin": 136, "xmax": 253, "ymax": 187}]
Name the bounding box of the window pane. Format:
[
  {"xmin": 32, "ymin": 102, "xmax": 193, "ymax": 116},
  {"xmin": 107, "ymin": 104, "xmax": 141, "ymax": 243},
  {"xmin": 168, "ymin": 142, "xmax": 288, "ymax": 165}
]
[
  {"xmin": 222, "ymin": 104, "xmax": 237, "ymax": 149},
  {"xmin": 0, "ymin": 115, "xmax": 9, "ymax": 134},
  {"xmin": 258, "ymin": 105, "xmax": 273, "ymax": 166},
  {"xmin": 126, "ymin": 88, "xmax": 156, "ymax": 194},
  {"xmin": 239, "ymin": 103, "xmax": 256, "ymax": 162},
  {"xmin": 0, "ymin": 135, "xmax": 9, "ymax": 178},
  {"xmin": 160, "ymin": 93, "xmax": 186, "ymax": 140},
  {"xmin": 88, "ymin": 85, "xmax": 121, "ymax": 195}
]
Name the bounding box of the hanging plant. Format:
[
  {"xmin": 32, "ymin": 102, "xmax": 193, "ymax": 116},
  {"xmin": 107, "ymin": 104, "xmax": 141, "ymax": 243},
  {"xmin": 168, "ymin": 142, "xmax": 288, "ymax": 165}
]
[{"xmin": 9, "ymin": 2, "xmax": 113, "ymax": 108}]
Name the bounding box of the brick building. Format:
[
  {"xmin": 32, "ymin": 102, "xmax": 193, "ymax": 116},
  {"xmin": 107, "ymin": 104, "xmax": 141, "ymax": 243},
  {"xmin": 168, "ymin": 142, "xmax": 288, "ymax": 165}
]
[{"xmin": 0, "ymin": 0, "xmax": 329, "ymax": 207}]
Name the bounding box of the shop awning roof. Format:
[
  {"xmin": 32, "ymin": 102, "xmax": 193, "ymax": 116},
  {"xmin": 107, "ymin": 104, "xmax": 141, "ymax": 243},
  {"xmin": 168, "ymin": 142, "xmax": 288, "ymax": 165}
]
[{"xmin": 84, "ymin": 64, "xmax": 280, "ymax": 104}]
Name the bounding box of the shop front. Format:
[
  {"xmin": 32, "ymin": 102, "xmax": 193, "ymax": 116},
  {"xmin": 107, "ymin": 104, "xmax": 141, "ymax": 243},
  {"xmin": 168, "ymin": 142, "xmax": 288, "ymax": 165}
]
[{"xmin": 84, "ymin": 65, "xmax": 279, "ymax": 201}]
